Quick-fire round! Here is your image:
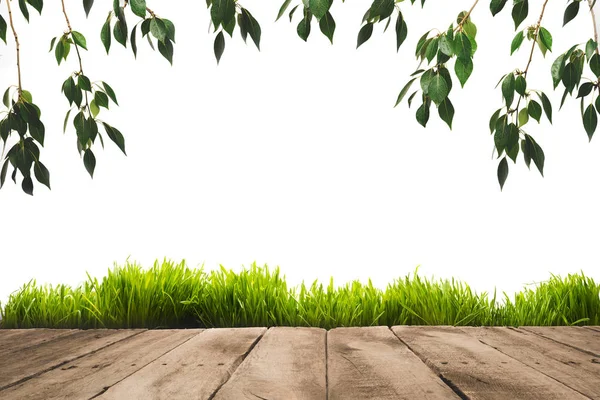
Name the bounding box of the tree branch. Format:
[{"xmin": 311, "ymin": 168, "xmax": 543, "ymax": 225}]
[
  {"xmin": 588, "ymin": 0, "xmax": 599, "ymax": 55},
  {"xmin": 5, "ymin": 0, "xmax": 22, "ymax": 95},
  {"xmin": 522, "ymin": 0, "xmax": 550, "ymax": 77},
  {"xmin": 60, "ymin": 0, "xmax": 89, "ymax": 109}
]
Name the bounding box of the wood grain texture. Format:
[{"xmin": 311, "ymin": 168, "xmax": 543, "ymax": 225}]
[
  {"xmin": 0, "ymin": 329, "xmax": 142, "ymax": 390},
  {"xmin": 328, "ymin": 326, "xmax": 460, "ymax": 400},
  {"xmin": 0, "ymin": 329, "xmax": 77, "ymax": 357},
  {"xmin": 460, "ymin": 327, "xmax": 600, "ymax": 398},
  {"xmin": 99, "ymin": 328, "xmax": 265, "ymax": 400},
  {"xmin": 1, "ymin": 329, "xmax": 201, "ymax": 400},
  {"xmin": 213, "ymin": 327, "xmax": 326, "ymax": 400},
  {"xmin": 392, "ymin": 326, "xmax": 589, "ymax": 400},
  {"xmin": 522, "ymin": 326, "xmax": 600, "ymax": 357}
]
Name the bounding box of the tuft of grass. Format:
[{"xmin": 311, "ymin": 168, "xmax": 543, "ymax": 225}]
[{"xmin": 1, "ymin": 260, "xmax": 598, "ymax": 329}]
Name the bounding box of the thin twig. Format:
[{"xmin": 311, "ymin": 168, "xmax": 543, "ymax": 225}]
[
  {"xmin": 588, "ymin": 0, "xmax": 599, "ymax": 55},
  {"xmin": 5, "ymin": 0, "xmax": 22, "ymax": 94},
  {"xmin": 60, "ymin": 0, "xmax": 89, "ymax": 111},
  {"xmin": 455, "ymin": 0, "xmax": 480, "ymax": 32}
]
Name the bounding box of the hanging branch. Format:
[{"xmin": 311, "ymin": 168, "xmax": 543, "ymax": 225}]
[{"xmin": 4, "ymin": 0, "xmax": 22, "ymax": 94}]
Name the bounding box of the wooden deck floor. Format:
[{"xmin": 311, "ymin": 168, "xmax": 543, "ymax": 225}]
[{"xmin": 0, "ymin": 326, "xmax": 599, "ymax": 399}]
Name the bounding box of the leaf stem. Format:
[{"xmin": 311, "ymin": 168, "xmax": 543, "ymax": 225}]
[
  {"xmin": 588, "ymin": 0, "xmax": 599, "ymax": 55},
  {"xmin": 5, "ymin": 0, "xmax": 22, "ymax": 95}
]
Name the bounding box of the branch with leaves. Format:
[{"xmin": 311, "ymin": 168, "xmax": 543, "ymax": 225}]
[{"xmin": 1, "ymin": 0, "xmax": 600, "ymax": 195}]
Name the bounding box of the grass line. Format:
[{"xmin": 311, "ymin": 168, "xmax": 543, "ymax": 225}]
[{"xmin": 1, "ymin": 259, "xmax": 598, "ymax": 329}]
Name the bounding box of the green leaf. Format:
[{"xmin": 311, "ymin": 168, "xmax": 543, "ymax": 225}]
[
  {"xmin": 438, "ymin": 97, "xmax": 454, "ymax": 129},
  {"xmin": 2, "ymin": 87, "xmax": 10, "ymax": 108},
  {"xmin": 102, "ymin": 123, "xmax": 127, "ymax": 155},
  {"xmin": 114, "ymin": 10, "xmax": 128, "ymax": 47},
  {"xmin": 394, "ymin": 77, "xmax": 417, "ymax": 107},
  {"xmin": 29, "ymin": 120, "xmax": 45, "ymax": 145},
  {"xmin": 309, "ymin": 0, "xmax": 332, "ymax": 20},
  {"xmin": 34, "ymin": 161, "xmax": 50, "ymax": 189},
  {"xmin": 276, "ymin": 0, "xmax": 293, "ymax": 21},
  {"xmin": 538, "ymin": 27, "xmax": 552, "ymax": 52},
  {"xmin": 22, "ymin": 176, "xmax": 33, "ymax": 196},
  {"xmin": 425, "ymin": 37, "xmax": 439, "ymax": 64},
  {"xmin": 0, "ymin": 15, "xmax": 7, "ymax": 44},
  {"xmin": 71, "ymin": 31, "xmax": 88, "ymax": 50},
  {"xmin": 83, "ymin": 148, "xmax": 96, "ymax": 178},
  {"xmin": 356, "ymin": 23, "xmax": 373, "ymax": 49},
  {"xmin": 415, "ymin": 98, "xmax": 430, "ymax": 127},
  {"xmin": 163, "ymin": 19, "xmax": 176, "ymax": 42},
  {"xmin": 525, "ymin": 134, "xmax": 544, "ymax": 176},
  {"xmin": 537, "ymin": 92, "xmax": 552, "ymax": 123},
  {"xmin": 19, "ymin": 0, "xmax": 29, "ymax": 22},
  {"xmin": 583, "ymin": 103, "xmax": 598, "ymax": 141},
  {"xmin": 551, "ymin": 54, "xmax": 565, "ymax": 89},
  {"xmin": 585, "ymin": 39, "xmax": 597, "ymax": 61},
  {"xmin": 501, "ymin": 73, "xmax": 515, "ymax": 108},
  {"xmin": 211, "ymin": 0, "xmax": 236, "ymax": 30},
  {"xmin": 453, "ymin": 32, "xmax": 471, "ymax": 59},
  {"xmin": 102, "ymin": 82, "xmax": 118, "ymax": 105},
  {"xmin": 490, "ymin": 0, "xmax": 508, "ymax": 16},
  {"xmin": 94, "ymin": 91, "xmax": 109, "ymax": 109},
  {"xmin": 55, "ymin": 39, "xmax": 65, "ymax": 65},
  {"xmin": 214, "ymin": 31, "xmax": 225, "ymax": 64},
  {"xmin": 130, "ymin": 0, "xmax": 147, "ymax": 18},
  {"xmin": 590, "ymin": 53, "xmax": 600, "ymax": 77},
  {"xmin": 511, "ymin": 0, "xmax": 528, "ymax": 30},
  {"xmin": 101, "ymin": 19, "xmax": 112, "ymax": 54},
  {"xmin": 497, "ymin": 157, "xmax": 508, "ymax": 190},
  {"xmin": 563, "ymin": 1, "xmax": 579, "ymax": 26},
  {"xmin": 90, "ymin": 100, "xmax": 100, "ymax": 118},
  {"xmin": 369, "ymin": 0, "xmax": 394, "ymax": 21},
  {"xmin": 515, "ymin": 75, "xmax": 526, "ymax": 96},
  {"xmin": 1, "ymin": 159, "xmax": 10, "ymax": 188},
  {"xmin": 427, "ymin": 73, "xmax": 449, "ymax": 105},
  {"xmin": 289, "ymin": 5, "xmax": 299, "ymax": 22},
  {"xmin": 528, "ymin": 99, "xmax": 542, "ymax": 122},
  {"xmin": 224, "ymin": 15, "xmax": 235, "ymax": 37},
  {"xmin": 77, "ymin": 75, "xmax": 92, "ymax": 91},
  {"xmin": 395, "ymin": 12, "xmax": 408, "ymax": 52},
  {"xmin": 297, "ymin": 9, "xmax": 312, "ymax": 41},
  {"xmin": 158, "ymin": 39, "xmax": 174, "ymax": 64},
  {"xmin": 518, "ymin": 107, "xmax": 529, "ymax": 127},
  {"xmin": 420, "ymin": 69, "xmax": 434, "ymax": 95},
  {"xmin": 27, "ymin": 0, "xmax": 43, "ymax": 14},
  {"xmin": 489, "ymin": 109, "xmax": 502, "ymax": 134},
  {"xmin": 562, "ymin": 62, "xmax": 577, "ymax": 94},
  {"xmin": 131, "ymin": 25, "xmax": 138, "ymax": 57},
  {"xmin": 83, "ymin": 0, "xmax": 94, "ymax": 17},
  {"xmin": 319, "ymin": 11, "xmax": 335, "ymax": 44},
  {"xmin": 63, "ymin": 109, "xmax": 72, "ymax": 133},
  {"xmin": 241, "ymin": 8, "xmax": 261, "ymax": 50},
  {"xmin": 454, "ymin": 56, "xmax": 473, "ymax": 87},
  {"xmin": 510, "ymin": 31, "xmax": 524, "ymax": 55},
  {"xmin": 150, "ymin": 18, "xmax": 167, "ymax": 42},
  {"xmin": 577, "ymin": 82, "xmax": 594, "ymax": 98}
]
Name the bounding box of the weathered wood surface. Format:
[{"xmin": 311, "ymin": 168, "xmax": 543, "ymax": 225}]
[
  {"xmin": 328, "ymin": 326, "xmax": 459, "ymax": 399},
  {"xmin": 1, "ymin": 326, "xmax": 599, "ymax": 400},
  {"xmin": 522, "ymin": 326, "xmax": 600, "ymax": 357},
  {"xmin": 459, "ymin": 327, "xmax": 600, "ymax": 398},
  {"xmin": 100, "ymin": 328, "xmax": 265, "ymax": 400},
  {"xmin": 1, "ymin": 330, "xmax": 200, "ymax": 400},
  {"xmin": 213, "ymin": 327, "xmax": 326, "ymax": 400},
  {"xmin": 392, "ymin": 326, "xmax": 589, "ymax": 399},
  {"xmin": 0, "ymin": 329, "xmax": 142, "ymax": 391}
]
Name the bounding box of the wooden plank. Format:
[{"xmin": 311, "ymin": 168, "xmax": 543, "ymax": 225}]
[
  {"xmin": 460, "ymin": 327, "xmax": 600, "ymax": 398},
  {"xmin": 98, "ymin": 328, "xmax": 266, "ymax": 400},
  {"xmin": 328, "ymin": 326, "xmax": 460, "ymax": 400},
  {"xmin": 392, "ymin": 326, "xmax": 589, "ymax": 399},
  {"xmin": 585, "ymin": 326, "xmax": 600, "ymax": 333},
  {"xmin": 213, "ymin": 327, "xmax": 326, "ymax": 400},
  {"xmin": 0, "ymin": 329, "xmax": 142, "ymax": 390},
  {"xmin": 522, "ymin": 326, "xmax": 600, "ymax": 357},
  {"xmin": 0, "ymin": 329, "xmax": 77, "ymax": 357},
  {"xmin": 1, "ymin": 329, "xmax": 201, "ymax": 400}
]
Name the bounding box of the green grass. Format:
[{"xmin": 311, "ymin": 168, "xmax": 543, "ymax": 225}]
[{"xmin": 0, "ymin": 259, "xmax": 598, "ymax": 329}]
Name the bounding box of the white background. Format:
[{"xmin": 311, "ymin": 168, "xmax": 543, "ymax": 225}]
[{"xmin": 1, "ymin": 0, "xmax": 599, "ymax": 305}]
